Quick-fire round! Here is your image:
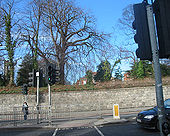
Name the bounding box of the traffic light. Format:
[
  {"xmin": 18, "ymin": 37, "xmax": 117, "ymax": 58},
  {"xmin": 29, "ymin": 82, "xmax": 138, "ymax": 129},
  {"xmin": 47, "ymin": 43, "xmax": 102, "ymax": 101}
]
[
  {"xmin": 153, "ymin": 0, "xmax": 170, "ymax": 58},
  {"xmin": 22, "ymin": 84, "xmax": 28, "ymax": 95},
  {"xmin": 39, "ymin": 68, "xmax": 44, "ymax": 87},
  {"xmin": 133, "ymin": 2, "xmax": 152, "ymax": 61},
  {"xmin": 48, "ymin": 65, "xmax": 60, "ymax": 85},
  {"xmin": 55, "ymin": 68, "xmax": 60, "ymax": 83},
  {"xmin": 28, "ymin": 69, "xmax": 36, "ymax": 87},
  {"xmin": 52, "ymin": 68, "xmax": 60, "ymax": 83},
  {"xmin": 48, "ymin": 65, "xmax": 53, "ymax": 85}
]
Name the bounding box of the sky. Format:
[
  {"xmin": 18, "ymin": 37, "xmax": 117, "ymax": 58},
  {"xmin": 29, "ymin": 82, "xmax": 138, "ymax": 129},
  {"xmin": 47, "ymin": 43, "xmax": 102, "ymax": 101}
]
[
  {"xmin": 75, "ymin": 0, "xmax": 142, "ymax": 73},
  {"xmin": 13, "ymin": 0, "xmax": 144, "ymax": 82},
  {"xmin": 76, "ymin": 0, "xmax": 141, "ymax": 33}
]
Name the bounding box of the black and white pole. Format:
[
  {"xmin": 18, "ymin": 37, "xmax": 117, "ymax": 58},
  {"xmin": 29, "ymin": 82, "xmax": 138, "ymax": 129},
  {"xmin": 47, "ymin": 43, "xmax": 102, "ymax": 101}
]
[
  {"xmin": 36, "ymin": 72, "xmax": 39, "ymax": 106},
  {"xmin": 36, "ymin": 71, "xmax": 40, "ymax": 124},
  {"xmin": 25, "ymin": 95, "xmax": 27, "ymax": 102},
  {"xmin": 146, "ymin": 4, "xmax": 165, "ymax": 136},
  {"xmin": 48, "ymin": 83, "xmax": 51, "ymax": 106},
  {"xmin": 48, "ymin": 83, "xmax": 52, "ymax": 125}
]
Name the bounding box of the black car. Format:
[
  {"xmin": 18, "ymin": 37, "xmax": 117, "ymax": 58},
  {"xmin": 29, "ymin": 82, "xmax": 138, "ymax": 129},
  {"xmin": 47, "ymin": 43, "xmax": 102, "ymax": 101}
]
[{"xmin": 136, "ymin": 98, "xmax": 170, "ymax": 130}]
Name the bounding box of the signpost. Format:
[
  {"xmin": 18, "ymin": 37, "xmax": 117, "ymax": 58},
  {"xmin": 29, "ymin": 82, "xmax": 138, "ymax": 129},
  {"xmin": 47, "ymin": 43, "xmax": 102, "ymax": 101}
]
[
  {"xmin": 146, "ymin": 4, "xmax": 165, "ymax": 136},
  {"xmin": 36, "ymin": 72, "xmax": 39, "ymax": 106},
  {"xmin": 133, "ymin": 1, "xmax": 169, "ymax": 135}
]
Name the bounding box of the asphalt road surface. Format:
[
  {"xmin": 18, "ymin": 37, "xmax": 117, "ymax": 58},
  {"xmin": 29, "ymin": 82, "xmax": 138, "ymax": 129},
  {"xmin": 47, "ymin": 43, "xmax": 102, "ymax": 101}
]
[{"xmin": 0, "ymin": 122, "xmax": 160, "ymax": 136}]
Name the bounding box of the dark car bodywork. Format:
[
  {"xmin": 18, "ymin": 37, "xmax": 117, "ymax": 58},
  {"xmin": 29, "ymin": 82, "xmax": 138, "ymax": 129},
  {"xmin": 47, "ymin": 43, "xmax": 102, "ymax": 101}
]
[{"xmin": 136, "ymin": 99, "xmax": 170, "ymax": 129}]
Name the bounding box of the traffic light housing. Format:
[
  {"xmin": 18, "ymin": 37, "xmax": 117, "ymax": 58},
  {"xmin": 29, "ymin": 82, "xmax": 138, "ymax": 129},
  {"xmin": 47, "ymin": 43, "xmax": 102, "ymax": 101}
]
[
  {"xmin": 153, "ymin": 0, "xmax": 170, "ymax": 58},
  {"xmin": 55, "ymin": 68, "xmax": 60, "ymax": 83},
  {"xmin": 52, "ymin": 68, "xmax": 60, "ymax": 83},
  {"xmin": 22, "ymin": 84, "xmax": 28, "ymax": 95},
  {"xmin": 39, "ymin": 68, "xmax": 44, "ymax": 87},
  {"xmin": 133, "ymin": 2, "xmax": 152, "ymax": 61},
  {"xmin": 48, "ymin": 65, "xmax": 60, "ymax": 85},
  {"xmin": 28, "ymin": 69, "xmax": 36, "ymax": 87},
  {"xmin": 48, "ymin": 65, "xmax": 53, "ymax": 85}
]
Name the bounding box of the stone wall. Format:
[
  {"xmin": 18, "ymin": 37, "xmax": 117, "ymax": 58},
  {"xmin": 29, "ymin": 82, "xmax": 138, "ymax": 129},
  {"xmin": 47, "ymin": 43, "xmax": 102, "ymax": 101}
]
[{"xmin": 1, "ymin": 86, "xmax": 170, "ymax": 111}]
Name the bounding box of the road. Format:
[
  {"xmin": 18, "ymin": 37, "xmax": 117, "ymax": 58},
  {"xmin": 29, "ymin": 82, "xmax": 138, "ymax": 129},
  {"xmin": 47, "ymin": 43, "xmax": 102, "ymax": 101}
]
[{"xmin": 0, "ymin": 122, "xmax": 160, "ymax": 136}]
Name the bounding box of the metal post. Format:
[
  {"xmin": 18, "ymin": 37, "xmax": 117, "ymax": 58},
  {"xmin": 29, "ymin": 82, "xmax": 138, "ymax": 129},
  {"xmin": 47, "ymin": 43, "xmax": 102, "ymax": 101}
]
[
  {"xmin": 69, "ymin": 104, "xmax": 72, "ymax": 121},
  {"xmin": 36, "ymin": 72, "xmax": 40, "ymax": 124},
  {"xmin": 48, "ymin": 105, "xmax": 52, "ymax": 126},
  {"xmin": 99, "ymin": 100, "xmax": 102, "ymax": 119},
  {"xmin": 13, "ymin": 107, "xmax": 17, "ymax": 126},
  {"xmin": 146, "ymin": 5, "xmax": 165, "ymax": 136},
  {"xmin": 48, "ymin": 84, "xmax": 52, "ymax": 125},
  {"xmin": 36, "ymin": 72, "xmax": 39, "ymax": 106},
  {"xmin": 48, "ymin": 84, "xmax": 51, "ymax": 106},
  {"xmin": 25, "ymin": 95, "xmax": 27, "ymax": 102}
]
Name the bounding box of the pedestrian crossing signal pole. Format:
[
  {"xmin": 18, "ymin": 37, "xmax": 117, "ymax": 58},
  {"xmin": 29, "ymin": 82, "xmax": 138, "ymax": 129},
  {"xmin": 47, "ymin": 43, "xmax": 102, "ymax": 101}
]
[
  {"xmin": 146, "ymin": 4, "xmax": 165, "ymax": 136},
  {"xmin": 47, "ymin": 65, "xmax": 52, "ymax": 125},
  {"xmin": 48, "ymin": 83, "xmax": 52, "ymax": 126},
  {"xmin": 48, "ymin": 65, "xmax": 52, "ymax": 106},
  {"xmin": 48, "ymin": 83, "xmax": 51, "ymax": 106},
  {"xmin": 36, "ymin": 72, "xmax": 39, "ymax": 106},
  {"xmin": 36, "ymin": 71, "xmax": 40, "ymax": 124}
]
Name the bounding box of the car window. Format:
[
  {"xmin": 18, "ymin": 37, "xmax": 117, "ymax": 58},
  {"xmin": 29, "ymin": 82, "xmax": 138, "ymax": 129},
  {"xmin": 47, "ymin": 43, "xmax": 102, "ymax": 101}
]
[{"xmin": 164, "ymin": 99, "xmax": 170, "ymax": 108}]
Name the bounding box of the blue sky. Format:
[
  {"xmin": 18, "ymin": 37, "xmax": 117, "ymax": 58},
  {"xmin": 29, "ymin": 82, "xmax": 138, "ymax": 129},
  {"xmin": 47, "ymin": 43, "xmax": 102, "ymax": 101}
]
[
  {"xmin": 75, "ymin": 0, "xmax": 142, "ymax": 73},
  {"xmin": 76, "ymin": 0, "xmax": 141, "ymax": 33},
  {"xmin": 14, "ymin": 0, "xmax": 143, "ymax": 82}
]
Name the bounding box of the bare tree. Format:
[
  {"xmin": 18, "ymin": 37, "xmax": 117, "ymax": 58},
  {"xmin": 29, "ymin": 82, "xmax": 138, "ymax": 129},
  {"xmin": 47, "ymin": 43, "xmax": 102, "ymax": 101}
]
[
  {"xmin": 117, "ymin": 4, "xmax": 137, "ymax": 64},
  {"xmin": 0, "ymin": 1, "xmax": 5, "ymax": 59},
  {"xmin": 118, "ymin": 47, "xmax": 136, "ymax": 64},
  {"xmin": 44, "ymin": 0, "xmax": 110, "ymax": 84},
  {"xmin": 23, "ymin": 0, "xmax": 109, "ymax": 84},
  {"xmin": 21, "ymin": 0, "xmax": 46, "ymax": 71},
  {"xmin": 0, "ymin": 0, "xmax": 21, "ymax": 86},
  {"xmin": 118, "ymin": 4, "xmax": 135, "ymax": 36}
]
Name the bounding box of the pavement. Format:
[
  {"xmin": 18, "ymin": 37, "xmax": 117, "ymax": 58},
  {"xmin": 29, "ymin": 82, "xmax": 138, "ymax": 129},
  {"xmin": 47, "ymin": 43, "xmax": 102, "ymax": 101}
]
[
  {"xmin": 54, "ymin": 115, "xmax": 136, "ymax": 129},
  {"xmin": 0, "ymin": 106, "xmax": 153, "ymax": 129},
  {"xmin": 0, "ymin": 112, "xmax": 138, "ymax": 129}
]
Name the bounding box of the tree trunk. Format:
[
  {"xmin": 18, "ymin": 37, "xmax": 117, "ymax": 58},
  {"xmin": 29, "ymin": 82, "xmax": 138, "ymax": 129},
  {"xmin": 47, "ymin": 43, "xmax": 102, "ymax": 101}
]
[
  {"xmin": 59, "ymin": 60, "xmax": 65, "ymax": 85},
  {"xmin": 8, "ymin": 63, "xmax": 14, "ymax": 86}
]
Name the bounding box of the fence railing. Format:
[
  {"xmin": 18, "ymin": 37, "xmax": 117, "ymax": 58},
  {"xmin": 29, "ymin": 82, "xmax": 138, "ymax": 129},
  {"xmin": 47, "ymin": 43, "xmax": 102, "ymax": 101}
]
[
  {"xmin": 0, "ymin": 105, "xmax": 51, "ymax": 127},
  {"xmin": 0, "ymin": 104, "xmax": 150, "ymax": 127},
  {"xmin": 0, "ymin": 104, "xmax": 104, "ymax": 127}
]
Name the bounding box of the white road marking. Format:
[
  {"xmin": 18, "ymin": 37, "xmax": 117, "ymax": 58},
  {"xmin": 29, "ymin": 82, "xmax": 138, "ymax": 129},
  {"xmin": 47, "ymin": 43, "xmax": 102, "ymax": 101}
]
[
  {"xmin": 94, "ymin": 126, "xmax": 105, "ymax": 136},
  {"xmin": 132, "ymin": 122, "xmax": 137, "ymax": 125},
  {"xmin": 52, "ymin": 128, "xmax": 58, "ymax": 136}
]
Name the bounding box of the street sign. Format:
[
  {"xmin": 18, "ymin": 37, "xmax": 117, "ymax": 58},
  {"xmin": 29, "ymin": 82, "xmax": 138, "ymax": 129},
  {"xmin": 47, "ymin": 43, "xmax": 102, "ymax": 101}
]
[{"xmin": 36, "ymin": 72, "xmax": 39, "ymax": 77}]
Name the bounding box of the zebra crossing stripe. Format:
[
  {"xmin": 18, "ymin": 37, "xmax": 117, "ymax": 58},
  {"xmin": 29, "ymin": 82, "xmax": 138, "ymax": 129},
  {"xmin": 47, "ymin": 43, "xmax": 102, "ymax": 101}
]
[
  {"xmin": 52, "ymin": 128, "xmax": 58, "ymax": 136},
  {"xmin": 94, "ymin": 126, "xmax": 104, "ymax": 136}
]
